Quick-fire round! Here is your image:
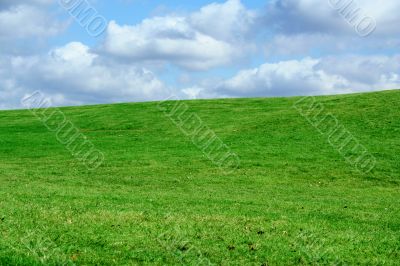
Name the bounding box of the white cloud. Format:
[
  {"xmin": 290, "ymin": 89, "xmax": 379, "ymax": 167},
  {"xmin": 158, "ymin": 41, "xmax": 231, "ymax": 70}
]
[
  {"xmin": 181, "ymin": 86, "xmax": 203, "ymax": 99},
  {"xmin": 1, "ymin": 0, "xmax": 399, "ymax": 110},
  {"xmin": 0, "ymin": 2, "xmax": 64, "ymax": 39},
  {"xmin": 258, "ymin": 0, "xmax": 400, "ymax": 59},
  {"xmin": 0, "ymin": 57, "xmax": 24, "ymax": 109},
  {"xmin": 103, "ymin": 19, "xmax": 235, "ymax": 70},
  {"xmin": 0, "ymin": 5, "xmax": 62, "ymax": 39},
  {"xmin": 190, "ymin": 55, "xmax": 400, "ymax": 98},
  {"xmin": 102, "ymin": 0, "xmax": 256, "ymax": 70},
  {"xmin": 0, "ymin": 0, "xmax": 67, "ymax": 55},
  {"xmin": 219, "ymin": 58, "xmax": 350, "ymax": 96},
  {"xmin": 189, "ymin": 0, "xmax": 256, "ymax": 42},
  {"xmin": 264, "ymin": 34, "xmax": 334, "ymax": 57},
  {"xmin": 0, "ymin": 42, "xmax": 170, "ymax": 108},
  {"xmin": 266, "ymin": 0, "xmax": 400, "ymax": 36}
]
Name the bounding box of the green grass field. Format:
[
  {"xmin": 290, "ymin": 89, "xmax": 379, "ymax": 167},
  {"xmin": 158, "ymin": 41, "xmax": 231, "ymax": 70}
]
[{"xmin": 0, "ymin": 90, "xmax": 399, "ymax": 265}]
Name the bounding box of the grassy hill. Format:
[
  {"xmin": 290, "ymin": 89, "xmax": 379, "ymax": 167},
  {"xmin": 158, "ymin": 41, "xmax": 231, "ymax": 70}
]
[{"xmin": 0, "ymin": 90, "xmax": 399, "ymax": 265}]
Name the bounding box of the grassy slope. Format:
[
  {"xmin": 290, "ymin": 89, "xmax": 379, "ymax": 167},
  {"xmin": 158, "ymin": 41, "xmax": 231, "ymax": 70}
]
[{"xmin": 0, "ymin": 90, "xmax": 399, "ymax": 265}]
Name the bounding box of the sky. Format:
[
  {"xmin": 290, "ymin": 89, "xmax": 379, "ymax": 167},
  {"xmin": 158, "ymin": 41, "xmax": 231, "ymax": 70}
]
[{"xmin": 0, "ymin": 0, "xmax": 399, "ymax": 109}]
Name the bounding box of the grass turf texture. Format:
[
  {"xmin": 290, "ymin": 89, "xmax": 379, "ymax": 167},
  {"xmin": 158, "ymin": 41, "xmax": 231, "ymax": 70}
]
[{"xmin": 0, "ymin": 90, "xmax": 399, "ymax": 265}]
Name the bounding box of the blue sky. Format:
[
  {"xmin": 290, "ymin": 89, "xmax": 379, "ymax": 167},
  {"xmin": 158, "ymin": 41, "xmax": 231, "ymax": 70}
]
[{"xmin": 0, "ymin": 0, "xmax": 399, "ymax": 109}]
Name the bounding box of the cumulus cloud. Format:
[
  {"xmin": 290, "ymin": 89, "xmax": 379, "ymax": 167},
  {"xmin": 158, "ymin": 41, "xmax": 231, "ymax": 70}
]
[
  {"xmin": 185, "ymin": 55, "xmax": 400, "ymax": 99},
  {"xmin": 0, "ymin": 0, "xmax": 67, "ymax": 55},
  {"xmin": 266, "ymin": 0, "xmax": 400, "ymax": 36},
  {"xmin": 0, "ymin": 56, "xmax": 25, "ymax": 109},
  {"xmin": 102, "ymin": 0, "xmax": 256, "ymax": 70},
  {"xmin": 261, "ymin": 0, "xmax": 400, "ymax": 66},
  {"xmin": 0, "ymin": 4, "xmax": 63, "ymax": 38},
  {"xmin": 0, "ymin": 42, "xmax": 169, "ymax": 108},
  {"xmin": 1, "ymin": 0, "xmax": 399, "ymax": 109},
  {"xmin": 264, "ymin": 34, "xmax": 335, "ymax": 57},
  {"xmin": 189, "ymin": 0, "xmax": 256, "ymax": 42}
]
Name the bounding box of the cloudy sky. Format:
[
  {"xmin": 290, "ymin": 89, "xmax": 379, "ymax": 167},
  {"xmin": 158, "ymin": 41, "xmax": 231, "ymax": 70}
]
[{"xmin": 0, "ymin": 0, "xmax": 399, "ymax": 109}]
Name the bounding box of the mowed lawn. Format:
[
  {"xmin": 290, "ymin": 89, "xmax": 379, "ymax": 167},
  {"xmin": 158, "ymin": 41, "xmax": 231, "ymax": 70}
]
[{"xmin": 0, "ymin": 90, "xmax": 399, "ymax": 265}]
